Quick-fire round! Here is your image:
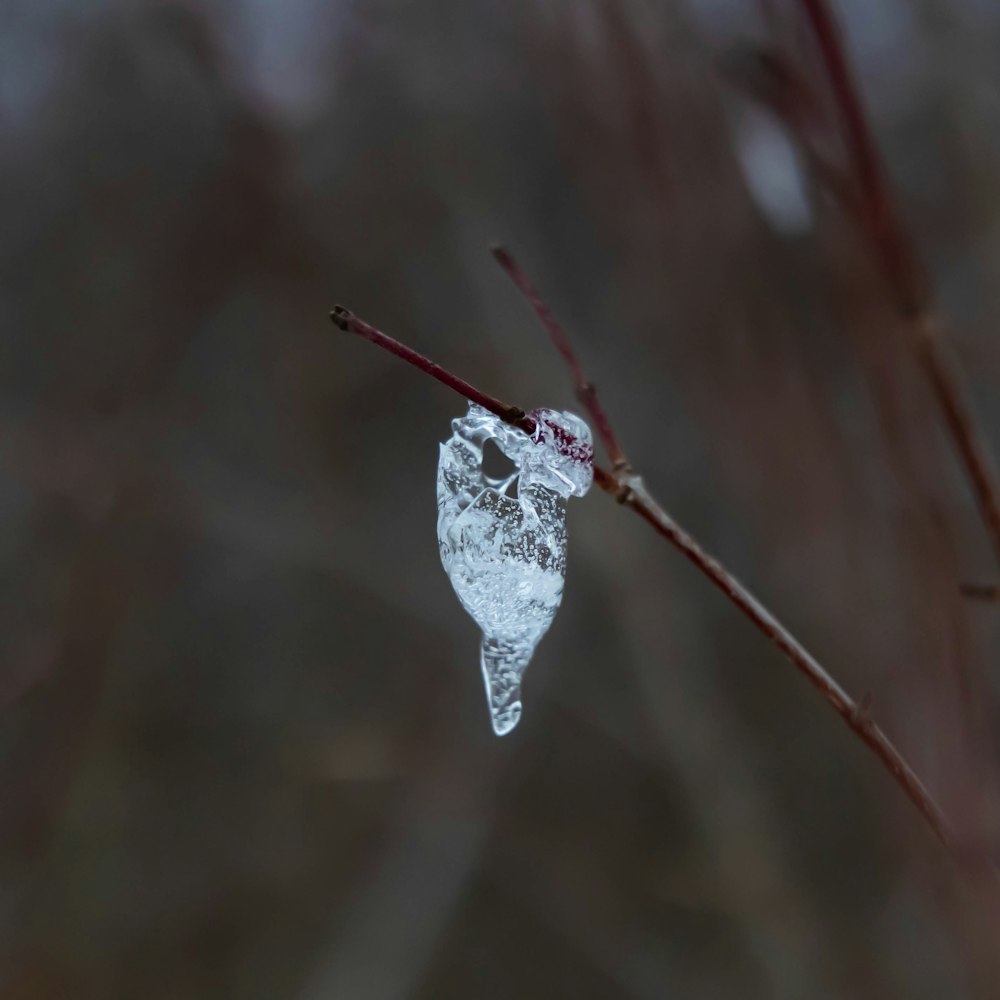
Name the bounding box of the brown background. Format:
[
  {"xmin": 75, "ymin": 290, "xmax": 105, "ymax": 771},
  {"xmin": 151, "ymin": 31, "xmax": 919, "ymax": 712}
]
[{"xmin": 2, "ymin": 1, "xmax": 1000, "ymax": 997}]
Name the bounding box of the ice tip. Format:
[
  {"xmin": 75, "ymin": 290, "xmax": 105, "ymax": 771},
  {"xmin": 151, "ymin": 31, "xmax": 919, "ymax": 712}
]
[{"xmin": 490, "ymin": 700, "xmax": 523, "ymax": 737}]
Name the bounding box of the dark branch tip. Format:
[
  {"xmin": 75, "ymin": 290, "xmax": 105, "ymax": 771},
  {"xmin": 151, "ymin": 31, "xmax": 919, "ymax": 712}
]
[{"xmin": 329, "ymin": 305, "xmax": 353, "ymax": 331}]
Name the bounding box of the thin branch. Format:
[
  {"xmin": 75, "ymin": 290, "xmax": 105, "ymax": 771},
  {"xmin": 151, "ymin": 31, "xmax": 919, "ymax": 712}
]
[
  {"xmin": 617, "ymin": 474, "xmax": 954, "ymax": 849},
  {"xmin": 489, "ymin": 247, "xmax": 629, "ymax": 470},
  {"xmin": 790, "ymin": 0, "xmax": 1000, "ymax": 573},
  {"xmin": 330, "ymin": 306, "xmax": 535, "ymax": 436},
  {"xmin": 330, "ymin": 301, "xmax": 970, "ymax": 864},
  {"xmin": 915, "ymin": 316, "xmax": 1000, "ymax": 571},
  {"xmin": 796, "ymin": 0, "xmax": 901, "ymax": 272}
]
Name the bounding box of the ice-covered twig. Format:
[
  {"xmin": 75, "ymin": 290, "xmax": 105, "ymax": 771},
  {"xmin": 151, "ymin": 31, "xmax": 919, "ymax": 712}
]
[{"xmin": 330, "ymin": 299, "xmax": 967, "ymax": 862}]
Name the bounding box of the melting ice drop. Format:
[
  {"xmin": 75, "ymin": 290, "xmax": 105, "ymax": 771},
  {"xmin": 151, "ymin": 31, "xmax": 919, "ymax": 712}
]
[{"xmin": 436, "ymin": 403, "xmax": 593, "ymax": 735}]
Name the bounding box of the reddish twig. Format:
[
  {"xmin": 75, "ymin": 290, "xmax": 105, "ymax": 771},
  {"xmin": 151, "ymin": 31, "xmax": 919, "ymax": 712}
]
[
  {"xmin": 620, "ymin": 475, "xmax": 954, "ymax": 849},
  {"xmin": 330, "ymin": 305, "xmax": 535, "ymax": 436},
  {"xmin": 489, "ymin": 247, "xmax": 629, "ymax": 471},
  {"xmin": 915, "ymin": 316, "xmax": 1000, "ymax": 574},
  {"xmin": 331, "ymin": 300, "xmax": 967, "ymax": 862},
  {"xmin": 796, "ymin": 0, "xmax": 900, "ymax": 267}
]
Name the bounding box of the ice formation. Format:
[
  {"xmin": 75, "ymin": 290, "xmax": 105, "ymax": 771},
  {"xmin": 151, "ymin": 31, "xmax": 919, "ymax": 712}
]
[{"xmin": 437, "ymin": 403, "xmax": 593, "ymax": 735}]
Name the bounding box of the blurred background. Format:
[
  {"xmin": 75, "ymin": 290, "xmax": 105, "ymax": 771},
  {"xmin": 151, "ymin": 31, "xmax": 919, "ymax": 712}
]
[{"xmin": 3, "ymin": 0, "xmax": 1000, "ymax": 996}]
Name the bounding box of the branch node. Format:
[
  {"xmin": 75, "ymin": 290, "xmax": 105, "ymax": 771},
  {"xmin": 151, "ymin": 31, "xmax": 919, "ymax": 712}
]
[
  {"xmin": 851, "ymin": 691, "xmax": 873, "ymax": 729},
  {"xmin": 614, "ymin": 478, "xmax": 636, "ymax": 504}
]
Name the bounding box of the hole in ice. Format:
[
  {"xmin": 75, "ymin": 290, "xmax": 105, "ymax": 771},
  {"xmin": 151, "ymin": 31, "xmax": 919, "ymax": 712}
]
[
  {"xmin": 482, "ymin": 438, "xmax": 517, "ymax": 481},
  {"xmin": 482, "ymin": 438, "xmax": 520, "ymax": 495}
]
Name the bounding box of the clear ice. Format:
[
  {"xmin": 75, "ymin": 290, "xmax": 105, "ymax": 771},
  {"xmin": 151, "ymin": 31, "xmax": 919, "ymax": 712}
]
[{"xmin": 437, "ymin": 402, "xmax": 593, "ymax": 735}]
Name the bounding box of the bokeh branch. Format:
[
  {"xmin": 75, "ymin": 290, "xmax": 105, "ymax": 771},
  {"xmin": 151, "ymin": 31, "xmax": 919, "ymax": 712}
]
[{"xmin": 788, "ymin": 0, "xmax": 1000, "ymax": 577}]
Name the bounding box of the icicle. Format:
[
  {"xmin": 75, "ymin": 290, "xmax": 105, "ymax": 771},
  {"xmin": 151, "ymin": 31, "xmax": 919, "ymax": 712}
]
[{"xmin": 436, "ymin": 402, "xmax": 593, "ymax": 735}]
